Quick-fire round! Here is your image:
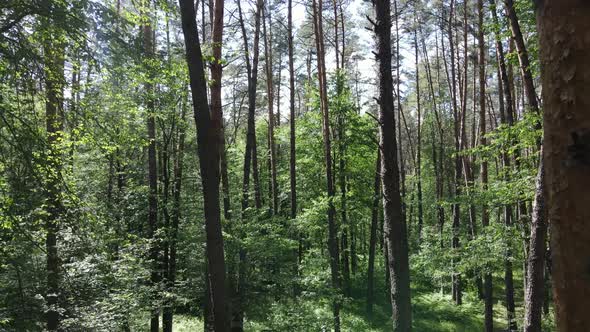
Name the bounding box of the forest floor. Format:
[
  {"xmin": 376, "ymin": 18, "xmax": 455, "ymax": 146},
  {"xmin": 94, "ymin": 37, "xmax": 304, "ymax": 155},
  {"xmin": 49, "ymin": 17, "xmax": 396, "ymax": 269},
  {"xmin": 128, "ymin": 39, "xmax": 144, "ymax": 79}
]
[{"xmin": 141, "ymin": 272, "xmax": 554, "ymax": 331}]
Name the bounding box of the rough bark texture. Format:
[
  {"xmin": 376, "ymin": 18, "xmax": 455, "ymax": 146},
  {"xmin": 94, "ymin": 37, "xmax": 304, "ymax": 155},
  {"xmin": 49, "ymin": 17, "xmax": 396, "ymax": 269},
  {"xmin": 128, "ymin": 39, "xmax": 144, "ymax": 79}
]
[
  {"xmin": 312, "ymin": 0, "xmax": 341, "ymax": 330},
  {"xmin": 538, "ymin": 1, "xmax": 590, "ymax": 330},
  {"xmin": 523, "ymin": 160, "xmax": 546, "ymax": 332},
  {"xmin": 178, "ymin": 0, "xmax": 228, "ymax": 330},
  {"xmin": 374, "ymin": 0, "xmax": 412, "ymax": 329}
]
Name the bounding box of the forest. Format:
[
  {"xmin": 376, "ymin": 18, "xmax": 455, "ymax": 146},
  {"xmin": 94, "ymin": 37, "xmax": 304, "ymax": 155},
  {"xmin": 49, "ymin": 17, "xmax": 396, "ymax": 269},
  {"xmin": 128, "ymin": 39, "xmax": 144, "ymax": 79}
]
[{"xmin": 1, "ymin": 0, "xmax": 589, "ymax": 331}]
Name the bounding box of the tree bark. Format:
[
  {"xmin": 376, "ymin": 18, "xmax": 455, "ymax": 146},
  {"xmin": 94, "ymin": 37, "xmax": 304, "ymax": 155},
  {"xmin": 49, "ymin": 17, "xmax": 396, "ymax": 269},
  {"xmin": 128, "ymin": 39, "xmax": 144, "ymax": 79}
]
[
  {"xmin": 178, "ymin": 0, "xmax": 228, "ymax": 330},
  {"xmin": 163, "ymin": 100, "xmax": 188, "ymax": 332},
  {"xmin": 262, "ymin": 5, "xmax": 278, "ymax": 215},
  {"xmin": 413, "ymin": 19, "xmax": 423, "ymax": 245},
  {"xmin": 312, "ymin": 0, "xmax": 341, "ymax": 330},
  {"xmin": 366, "ymin": 151, "xmax": 381, "ymax": 318},
  {"xmin": 538, "ymin": 1, "xmax": 590, "ymax": 330},
  {"xmin": 43, "ymin": 12, "xmax": 65, "ymax": 330},
  {"xmin": 504, "ymin": 0, "xmax": 539, "ymax": 113},
  {"xmin": 373, "ymin": 0, "xmax": 412, "ymax": 329},
  {"xmin": 523, "ymin": 159, "xmax": 546, "ymax": 332},
  {"xmin": 477, "ymin": 0, "xmax": 492, "ymax": 329},
  {"xmin": 237, "ymin": 0, "xmax": 263, "ymax": 213},
  {"xmin": 141, "ymin": 8, "xmax": 161, "ymax": 330}
]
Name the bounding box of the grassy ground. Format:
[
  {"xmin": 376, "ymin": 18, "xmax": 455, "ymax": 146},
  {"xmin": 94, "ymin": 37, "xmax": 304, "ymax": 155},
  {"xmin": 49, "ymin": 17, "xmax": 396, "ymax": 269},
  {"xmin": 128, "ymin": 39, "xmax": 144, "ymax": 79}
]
[{"xmin": 141, "ymin": 271, "xmax": 554, "ymax": 331}]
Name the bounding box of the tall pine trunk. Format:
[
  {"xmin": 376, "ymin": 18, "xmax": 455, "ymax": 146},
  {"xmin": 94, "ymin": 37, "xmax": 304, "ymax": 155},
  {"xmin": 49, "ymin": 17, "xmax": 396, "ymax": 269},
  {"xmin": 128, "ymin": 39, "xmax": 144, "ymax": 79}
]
[
  {"xmin": 312, "ymin": 0, "xmax": 341, "ymax": 329},
  {"xmin": 178, "ymin": 0, "xmax": 228, "ymax": 330},
  {"xmin": 373, "ymin": 0, "xmax": 412, "ymax": 329}
]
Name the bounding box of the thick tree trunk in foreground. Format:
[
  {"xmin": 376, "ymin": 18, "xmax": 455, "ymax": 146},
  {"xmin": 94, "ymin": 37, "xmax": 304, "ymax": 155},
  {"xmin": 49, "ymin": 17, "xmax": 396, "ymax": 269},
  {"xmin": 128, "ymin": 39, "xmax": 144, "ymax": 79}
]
[
  {"xmin": 538, "ymin": 1, "xmax": 590, "ymax": 330},
  {"xmin": 312, "ymin": 0, "xmax": 341, "ymax": 330},
  {"xmin": 373, "ymin": 0, "xmax": 412, "ymax": 329},
  {"xmin": 178, "ymin": 0, "xmax": 228, "ymax": 330}
]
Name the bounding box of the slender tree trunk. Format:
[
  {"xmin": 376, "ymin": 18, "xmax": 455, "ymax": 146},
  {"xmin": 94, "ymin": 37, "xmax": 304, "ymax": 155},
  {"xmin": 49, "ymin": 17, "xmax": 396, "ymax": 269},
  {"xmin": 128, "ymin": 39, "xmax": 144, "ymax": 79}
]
[
  {"xmin": 43, "ymin": 14, "xmax": 65, "ymax": 330},
  {"xmin": 178, "ymin": 0, "xmax": 228, "ymax": 330},
  {"xmin": 413, "ymin": 22, "xmax": 423, "ymax": 245},
  {"xmin": 141, "ymin": 8, "xmax": 161, "ymax": 330},
  {"xmin": 262, "ymin": 5, "xmax": 278, "ymax": 215},
  {"xmin": 287, "ymin": 0, "xmax": 300, "ymax": 296},
  {"xmin": 504, "ymin": 0, "xmax": 539, "ymax": 113},
  {"xmin": 422, "ymin": 28, "xmax": 445, "ymax": 251},
  {"xmin": 312, "ymin": 0, "xmax": 340, "ymax": 329},
  {"xmin": 366, "ymin": 152, "xmax": 381, "ymax": 318},
  {"xmin": 163, "ymin": 101, "xmax": 188, "ymax": 332},
  {"xmin": 393, "ymin": 0, "xmax": 406, "ymax": 231},
  {"xmin": 523, "ymin": 160, "xmax": 546, "ymax": 332},
  {"xmin": 447, "ymin": 0, "xmax": 463, "ymax": 305},
  {"xmin": 538, "ymin": 2, "xmax": 590, "ymax": 330},
  {"xmin": 237, "ymin": 0, "xmax": 263, "ymax": 213},
  {"xmin": 476, "ymin": 0, "xmax": 493, "ymax": 329},
  {"xmin": 373, "ymin": 0, "xmax": 412, "ymax": 329}
]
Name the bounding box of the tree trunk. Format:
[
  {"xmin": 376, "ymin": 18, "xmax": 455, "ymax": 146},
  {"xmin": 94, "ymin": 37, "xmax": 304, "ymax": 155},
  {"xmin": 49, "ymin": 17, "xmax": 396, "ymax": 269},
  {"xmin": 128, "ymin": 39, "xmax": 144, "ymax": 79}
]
[
  {"xmin": 413, "ymin": 21, "xmax": 423, "ymax": 246},
  {"xmin": 311, "ymin": 0, "xmax": 341, "ymax": 330},
  {"xmin": 523, "ymin": 160, "xmax": 546, "ymax": 332},
  {"xmin": 477, "ymin": 0, "xmax": 492, "ymax": 329},
  {"xmin": 366, "ymin": 151, "xmax": 381, "ymax": 318},
  {"xmin": 141, "ymin": 10, "xmax": 161, "ymax": 330},
  {"xmin": 446, "ymin": 0, "xmax": 463, "ymax": 306},
  {"xmin": 262, "ymin": 5, "xmax": 278, "ymax": 215},
  {"xmin": 43, "ymin": 14, "xmax": 65, "ymax": 331},
  {"xmin": 237, "ymin": 0, "xmax": 263, "ymax": 213},
  {"xmin": 178, "ymin": 0, "xmax": 228, "ymax": 330},
  {"xmin": 163, "ymin": 99, "xmax": 188, "ymax": 332},
  {"xmin": 504, "ymin": 0, "xmax": 539, "ymax": 113},
  {"xmin": 538, "ymin": 1, "xmax": 590, "ymax": 330},
  {"xmin": 373, "ymin": 0, "xmax": 412, "ymax": 329}
]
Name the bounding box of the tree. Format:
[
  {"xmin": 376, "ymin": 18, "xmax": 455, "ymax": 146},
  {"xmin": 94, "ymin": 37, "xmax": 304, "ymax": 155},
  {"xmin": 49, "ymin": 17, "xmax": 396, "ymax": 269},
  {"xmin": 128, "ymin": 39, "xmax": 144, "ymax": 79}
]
[
  {"xmin": 538, "ymin": 1, "xmax": 590, "ymax": 330},
  {"xmin": 42, "ymin": 8, "xmax": 66, "ymax": 331},
  {"xmin": 372, "ymin": 0, "xmax": 412, "ymax": 329},
  {"xmin": 262, "ymin": 4, "xmax": 278, "ymax": 215},
  {"xmin": 311, "ymin": 0, "xmax": 341, "ymax": 330},
  {"xmin": 178, "ymin": 0, "xmax": 228, "ymax": 331},
  {"xmin": 477, "ymin": 0, "xmax": 492, "ymax": 330},
  {"xmin": 523, "ymin": 160, "xmax": 546, "ymax": 332},
  {"xmin": 238, "ymin": 0, "xmax": 263, "ymax": 212}
]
